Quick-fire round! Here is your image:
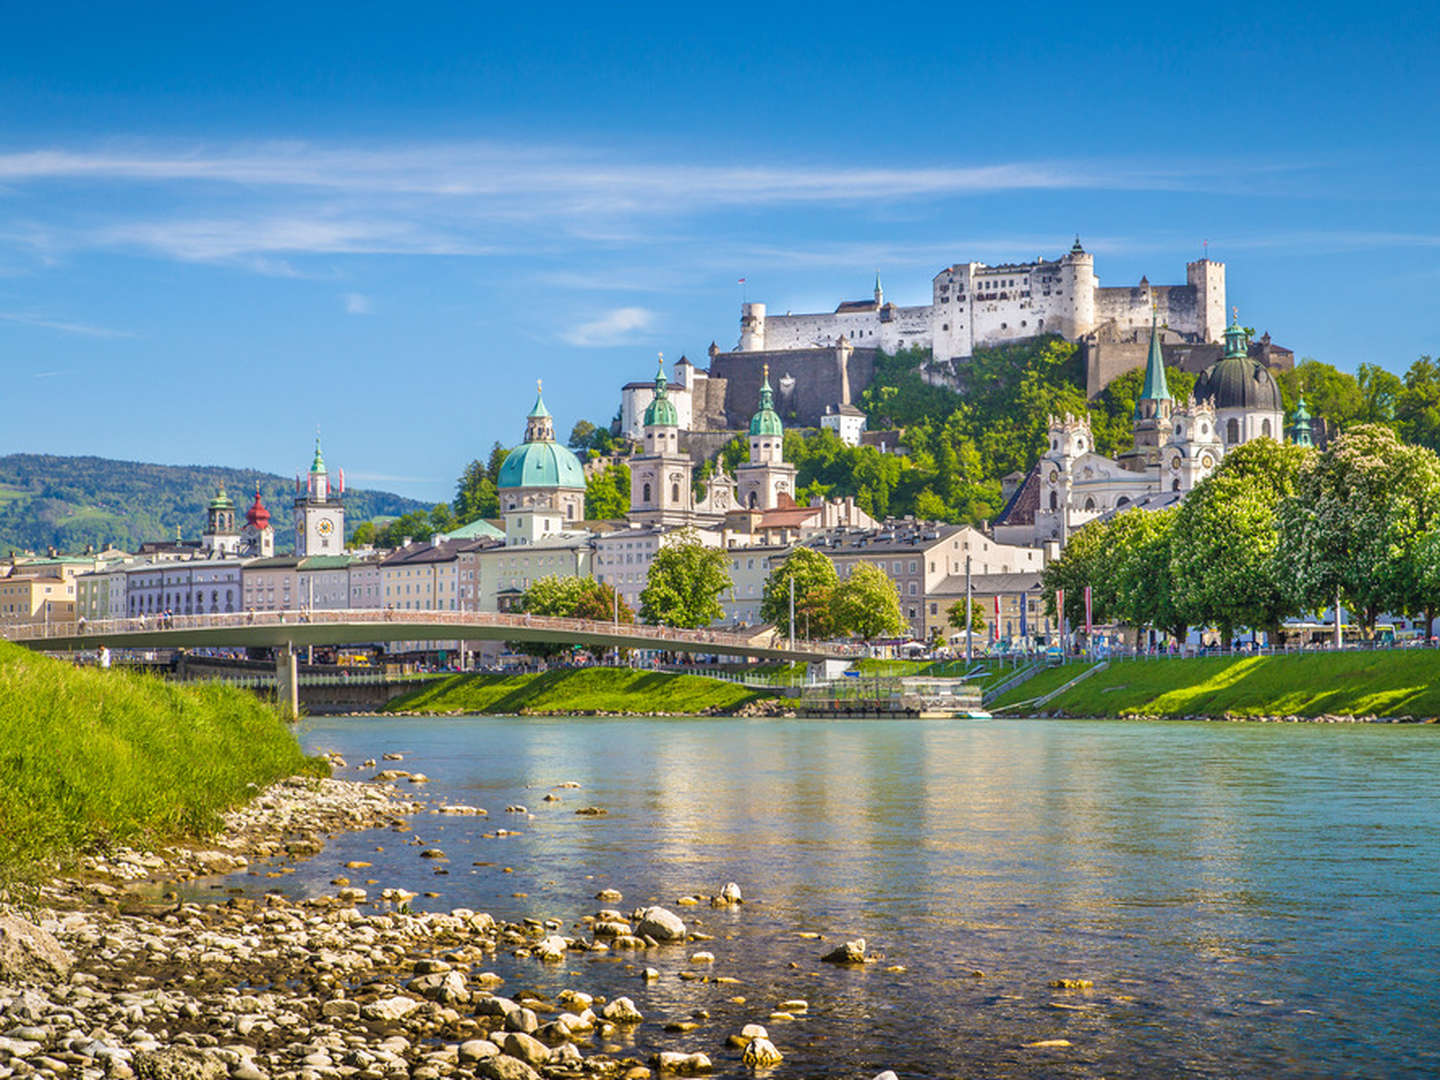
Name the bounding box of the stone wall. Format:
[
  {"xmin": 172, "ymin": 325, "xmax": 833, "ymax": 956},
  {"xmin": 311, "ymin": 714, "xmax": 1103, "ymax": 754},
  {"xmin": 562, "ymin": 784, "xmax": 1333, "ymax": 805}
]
[{"xmin": 709, "ymin": 347, "xmax": 878, "ymax": 429}]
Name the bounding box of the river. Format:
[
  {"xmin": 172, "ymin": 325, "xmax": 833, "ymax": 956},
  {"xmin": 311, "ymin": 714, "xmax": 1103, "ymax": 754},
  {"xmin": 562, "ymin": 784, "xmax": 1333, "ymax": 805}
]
[{"xmin": 228, "ymin": 715, "xmax": 1440, "ymax": 1078}]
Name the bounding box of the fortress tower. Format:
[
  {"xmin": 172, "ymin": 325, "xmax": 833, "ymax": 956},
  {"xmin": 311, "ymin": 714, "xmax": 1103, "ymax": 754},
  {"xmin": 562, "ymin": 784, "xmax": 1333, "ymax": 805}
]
[{"xmin": 1186, "ymin": 259, "xmax": 1226, "ymax": 343}]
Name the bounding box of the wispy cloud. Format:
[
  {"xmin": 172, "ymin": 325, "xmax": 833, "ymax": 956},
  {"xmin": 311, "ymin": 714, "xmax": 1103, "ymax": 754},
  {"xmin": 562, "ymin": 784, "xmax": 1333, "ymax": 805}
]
[
  {"xmin": 343, "ymin": 292, "xmax": 373, "ymax": 315},
  {"xmin": 0, "ymin": 311, "xmax": 134, "ymax": 338},
  {"xmin": 561, "ymin": 306, "xmax": 656, "ymax": 347}
]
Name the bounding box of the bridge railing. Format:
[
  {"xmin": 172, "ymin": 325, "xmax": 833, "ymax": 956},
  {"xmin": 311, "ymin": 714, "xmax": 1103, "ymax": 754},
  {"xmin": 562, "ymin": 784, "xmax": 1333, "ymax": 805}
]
[{"xmin": 3, "ymin": 607, "xmax": 859, "ymax": 658}]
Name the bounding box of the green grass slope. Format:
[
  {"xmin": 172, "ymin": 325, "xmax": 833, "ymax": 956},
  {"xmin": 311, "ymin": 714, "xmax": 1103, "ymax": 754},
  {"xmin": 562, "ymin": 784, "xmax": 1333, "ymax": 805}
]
[
  {"xmin": 1006, "ymin": 652, "xmax": 1440, "ymax": 718},
  {"xmin": 386, "ymin": 668, "xmax": 772, "ymax": 715},
  {"xmin": 0, "ymin": 641, "xmax": 321, "ymax": 879}
]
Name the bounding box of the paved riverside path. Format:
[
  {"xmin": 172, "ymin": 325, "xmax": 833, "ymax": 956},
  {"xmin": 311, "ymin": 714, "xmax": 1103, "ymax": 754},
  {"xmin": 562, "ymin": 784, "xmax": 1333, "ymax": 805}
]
[{"xmin": 4, "ymin": 608, "xmax": 849, "ymax": 663}]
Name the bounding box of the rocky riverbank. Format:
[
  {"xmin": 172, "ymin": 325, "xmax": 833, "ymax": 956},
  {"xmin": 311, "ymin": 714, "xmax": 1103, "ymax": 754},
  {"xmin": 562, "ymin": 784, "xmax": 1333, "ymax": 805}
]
[
  {"xmin": 1039, "ymin": 710, "xmax": 1439, "ymax": 723},
  {"xmin": 0, "ymin": 766, "xmax": 888, "ymax": 1080}
]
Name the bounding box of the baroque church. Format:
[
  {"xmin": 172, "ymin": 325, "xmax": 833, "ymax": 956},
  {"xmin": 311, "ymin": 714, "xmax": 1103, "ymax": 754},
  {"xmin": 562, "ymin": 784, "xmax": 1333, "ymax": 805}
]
[{"xmin": 995, "ymin": 314, "xmax": 1295, "ymax": 546}]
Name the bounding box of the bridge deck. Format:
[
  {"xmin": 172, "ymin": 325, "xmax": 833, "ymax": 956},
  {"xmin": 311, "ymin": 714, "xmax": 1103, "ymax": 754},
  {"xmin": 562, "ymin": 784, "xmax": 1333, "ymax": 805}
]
[{"xmin": 4, "ymin": 608, "xmax": 851, "ymax": 663}]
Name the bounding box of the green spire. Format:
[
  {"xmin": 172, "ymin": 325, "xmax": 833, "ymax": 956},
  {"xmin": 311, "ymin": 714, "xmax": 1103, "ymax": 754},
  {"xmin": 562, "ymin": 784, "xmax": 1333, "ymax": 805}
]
[
  {"xmin": 749, "ymin": 364, "xmax": 784, "ymax": 437},
  {"xmin": 528, "ymin": 379, "xmax": 550, "ymax": 419},
  {"xmin": 1290, "ymin": 395, "xmax": 1314, "ymax": 447},
  {"xmin": 1137, "ymin": 312, "xmax": 1171, "ymax": 411},
  {"xmin": 311, "ymin": 434, "xmax": 326, "ymax": 475},
  {"xmin": 643, "ymin": 354, "xmax": 679, "ymax": 428},
  {"xmin": 1223, "ymin": 309, "xmax": 1249, "ymax": 360}
]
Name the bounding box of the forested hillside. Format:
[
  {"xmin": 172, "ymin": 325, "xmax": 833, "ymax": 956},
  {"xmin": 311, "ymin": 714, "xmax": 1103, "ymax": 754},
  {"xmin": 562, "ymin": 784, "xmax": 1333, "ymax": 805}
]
[{"xmin": 0, "ymin": 454, "xmax": 426, "ymax": 554}]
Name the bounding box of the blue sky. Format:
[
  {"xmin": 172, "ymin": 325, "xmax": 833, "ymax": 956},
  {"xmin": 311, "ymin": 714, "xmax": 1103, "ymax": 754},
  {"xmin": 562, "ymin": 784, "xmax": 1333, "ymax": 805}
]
[{"xmin": 3, "ymin": 1, "xmax": 1438, "ymax": 503}]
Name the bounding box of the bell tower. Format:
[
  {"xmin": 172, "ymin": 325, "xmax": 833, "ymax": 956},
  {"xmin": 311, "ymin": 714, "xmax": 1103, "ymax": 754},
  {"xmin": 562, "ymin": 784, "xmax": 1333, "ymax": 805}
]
[{"xmin": 294, "ymin": 432, "xmax": 345, "ymax": 555}]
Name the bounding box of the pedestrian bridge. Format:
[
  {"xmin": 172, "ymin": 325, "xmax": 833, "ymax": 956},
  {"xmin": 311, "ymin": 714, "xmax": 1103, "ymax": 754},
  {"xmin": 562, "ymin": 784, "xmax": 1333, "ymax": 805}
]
[{"xmin": 5, "ymin": 608, "xmax": 850, "ymax": 664}]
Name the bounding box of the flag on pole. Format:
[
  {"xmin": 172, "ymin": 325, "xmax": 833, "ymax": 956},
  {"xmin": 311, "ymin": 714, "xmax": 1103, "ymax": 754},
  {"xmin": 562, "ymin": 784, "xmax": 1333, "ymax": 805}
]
[
  {"xmin": 1055, "ymin": 588, "xmax": 1066, "ymax": 649},
  {"xmin": 993, "ymin": 594, "xmax": 1001, "ymax": 640},
  {"xmin": 1019, "ymin": 594, "xmax": 1028, "ymax": 640},
  {"xmin": 338, "ymin": 467, "xmax": 345, "ymax": 495},
  {"xmin": 737, "ymin": 277, "xmax": 746, "ymax": 284},
  {"xmin": 1084, "ymin": 585, "xmax": 1093, "ymax": 639}
]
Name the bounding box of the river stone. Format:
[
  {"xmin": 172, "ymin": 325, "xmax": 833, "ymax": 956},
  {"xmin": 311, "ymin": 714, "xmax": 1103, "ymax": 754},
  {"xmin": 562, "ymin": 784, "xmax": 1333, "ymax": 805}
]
[
  {"xmin": 132, "ymin": 1049, "xmax": 226, "ymax": 1080},
  {"xmin": 475, "ymin": 1056, "xmax": 542, "ymax": 1080},
  {"xmin": 229, "ymin": 1061, "xmax": 267, "ymax": 1080},
  {"xmin": 320, "ymin": 999, "xmax": 360, "ymax": 1020},
  {"xmin": 635, "ymin": 906, "xmax": 687, "ymax": 942},
  {"xmin": 653, "ymin": 1051, "xmax": 712, "ymax": 1074},
  {"xmin": 821, "ymin": 938, "xmax": 868, "ymax": 964},
  {"xmin": 602, "ymin": 997, "xmax": 644, "ymax": 1023},
  {"xmin": 362, "ymin": 996, "xmax": 421, "ymax": 1022},
  {"xmin": 0, "ymin": 914, "xmax": 73, "ymax": 980},
  {"xmin": 535, "ymin": 935, "xmax": 568, "ymax": 961},
  {"xmin": 721, "ymin": 882, "xmax": 743, "ymax": 904},
  {"xmin": 498, "ymin": 1032, "xmax": 550, "ymax": 1067},
  {"xmin": 458, "ymin": 1040, "xmax": 500, "ymax": 1063},
  {"xmin": 596, "ymin": 888, "xmax": 623, "ymax": 903},
  {"xmin": 741, "ymin": 1037, "xmax": 783, "ymax": 1068},
  {"xmin": 504, "ymin": 1006, "xmax": 539, "ymax": 1034}
]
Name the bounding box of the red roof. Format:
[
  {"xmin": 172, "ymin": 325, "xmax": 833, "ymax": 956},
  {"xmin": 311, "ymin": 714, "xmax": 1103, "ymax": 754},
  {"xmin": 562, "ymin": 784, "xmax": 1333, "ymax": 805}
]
[{"xmin": 247, "ymin": 487, "xmax": 271, "ymax": 528}]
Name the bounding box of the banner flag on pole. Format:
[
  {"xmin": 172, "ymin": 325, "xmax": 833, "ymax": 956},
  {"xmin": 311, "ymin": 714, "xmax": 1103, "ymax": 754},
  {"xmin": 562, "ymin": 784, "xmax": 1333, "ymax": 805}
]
[
  {"xmin": 1084, "ymin": 585, "xmax": 1094, "ymax": 639},
  {"xmin": 1020, "ymin": 594, "xmax": 1028, "ymax": 640},
  {"xmin": 993, "ymin": 594, "xmax": 1001, "ymax": 640}
]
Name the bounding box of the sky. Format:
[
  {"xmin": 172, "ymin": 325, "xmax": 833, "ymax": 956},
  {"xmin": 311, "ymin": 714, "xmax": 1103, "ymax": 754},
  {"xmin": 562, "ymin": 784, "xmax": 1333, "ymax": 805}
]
[{"xmin": 3, "ymin": 1, "xmax": 1439, "ymax": 503}]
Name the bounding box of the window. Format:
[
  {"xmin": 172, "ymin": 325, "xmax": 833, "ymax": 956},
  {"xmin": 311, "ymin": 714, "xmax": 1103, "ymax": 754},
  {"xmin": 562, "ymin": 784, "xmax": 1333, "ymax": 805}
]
[
  {"xmin": 671, "ymin": 483, "xmax": 680, "ymax": 502},
  {"xmin": 1227, "ymin": 418, "xmax": 1239, "ymax": 444},
  {"xmin": 643, "ymin": 482, "xmax": 652, "ymax": 503},
  {"xmin": 1083, "ymin": 497, "xmax": 1096, "ymax": 511},
  {"xmin": 1262, "ymin": 418, "xmax": 1273, "ymax": 438},
  {"xmin": 1049, "ymin": 491, "xmax": 1058, "ymax": 510}
]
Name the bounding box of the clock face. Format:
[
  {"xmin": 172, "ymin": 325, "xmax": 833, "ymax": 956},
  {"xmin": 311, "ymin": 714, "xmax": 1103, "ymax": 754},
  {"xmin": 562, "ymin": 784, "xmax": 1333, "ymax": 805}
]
[
  {"xmin": 1202, "ymin": 454, "xmax": 1215, "ymax": 468},
  {"xmin": 317, "ymin": 518, "xmax": 335, "ymax": 536}
]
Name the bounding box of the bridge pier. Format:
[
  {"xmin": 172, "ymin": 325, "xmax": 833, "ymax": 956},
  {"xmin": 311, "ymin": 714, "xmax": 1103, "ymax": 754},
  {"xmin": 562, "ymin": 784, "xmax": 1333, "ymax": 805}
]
[{"xmin": 276, "ymin": 643, "xmax": 299, "ymax": 721}]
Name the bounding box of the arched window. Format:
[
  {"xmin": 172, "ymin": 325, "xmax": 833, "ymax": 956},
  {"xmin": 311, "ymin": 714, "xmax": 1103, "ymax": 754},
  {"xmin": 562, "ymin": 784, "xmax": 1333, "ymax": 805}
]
[
  {"xmin": 671, "ymin": 482, "xmax": 681, "ymax": 503},
  {"xmin": 1083, "ymin": 497, "xmax": 1096, "ymax": 511},
  {"xmin": 1227, "ymin": 418, "xmax": 1239, "ymax": 445},
  {"xmin": 642, "ymin": 482, "xmax": 652, "ymax": 503},
  {"xmin": 1173, "ymin": 479, "xmax": 1181, "ymax": 491},
  {"xmin": 1116, "ymin": 496, "xmax": 1130, "ymax": 507},
  {"xmin": 1262, "ymin": 418, "xmax": 1273, "ymax": 438},
  {"xmin": 566, "ymin": 504, "xmax": 575, "ymax": 520},
  {"xmin": 1049, "ymin": 491, "xmax": 1058, "ymax": 511},
  {"xmin": 748, "ymin": 491, "xmax": 758, "ymax": 509}
]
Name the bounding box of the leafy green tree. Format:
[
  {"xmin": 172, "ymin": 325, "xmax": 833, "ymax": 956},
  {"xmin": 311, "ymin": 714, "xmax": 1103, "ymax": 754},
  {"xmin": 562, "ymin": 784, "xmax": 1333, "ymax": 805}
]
[
  {"xmin": 1358, "ymin": 364, "xmax": 1404, "ymax": 425},
  {"xmin": 946, "ymin": 598, "xmax": 986, "ymax": 636},
  {"xmin": 511, "ymin": 575, "xmax": 631, "ymax": 657},
  {"xmin": 486, "ymin": 441, "xmax": 509, "ymax": 482},
  {"xmin": 1277, "ymin": 359, "xmax": 1366, "ymax": 433},
  {"xmin": 1395, "ymin": 355, "xmax": 1440, "ymax": 452},
  {"xmin": 1040, "ymin": 516, "xmax": 1117, "ymax": 628},
  {"xmin": 376, "ymin": 509, "xmax": 436, "ymax": 547},
  {"xmin": 761, "ymin": 547, "xmax": 838, "ymax": 638},
  {"xmin": 1279, "ymin": 425, "xmax": 1440, "ymax": 634},
  {"xmin": 568, "ymin": 420, "xmax": 597, "ymax": 450},
  {"xmin": 348, "ymin": 520, "xmax": 376, "ymax": 549},
  {"xmin": 829, "ymin": 562, "xmax": 907, "ymax": 640},
  {"xmin": 430, "ymin": 503, "xmax": 457, "ymax": 534},
  {"xmin": 639, "ymin": 529, "xmax": 732, "ymax": 628},
  {"xmin": 1109, "ymin": 506, "xmax": 1187, "ymax": 642},
  {"xmin": 585, "ymin": 463, "xmax": 630, "ymax": 520},
  {"xmin": 1171, "ymin": 439, "xmax": 1310, "ymax": 643},
  {"xmin": 453, "ymin": 459, "xmax": 500, "ymax": 523}
]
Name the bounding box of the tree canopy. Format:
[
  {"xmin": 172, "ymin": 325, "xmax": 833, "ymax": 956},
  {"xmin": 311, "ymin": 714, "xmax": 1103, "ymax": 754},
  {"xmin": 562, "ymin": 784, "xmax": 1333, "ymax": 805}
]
[
  {"xmin": 639, "ymin": 529, "xmax": 733, "ymax": 628},
  {"xmin": 761, "ymin": 547, "xmax": 838, "ymax": 638},
  {"xmin": 829, "ymin": 562, "xmax": 908, "ymax": 640}
]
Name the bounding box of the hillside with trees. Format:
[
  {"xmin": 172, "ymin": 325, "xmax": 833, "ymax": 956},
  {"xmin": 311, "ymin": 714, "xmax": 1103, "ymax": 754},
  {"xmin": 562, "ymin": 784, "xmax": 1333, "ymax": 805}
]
[{"xmin": 0, "ymin": 454, "xmax": 427, "ymax": 555}]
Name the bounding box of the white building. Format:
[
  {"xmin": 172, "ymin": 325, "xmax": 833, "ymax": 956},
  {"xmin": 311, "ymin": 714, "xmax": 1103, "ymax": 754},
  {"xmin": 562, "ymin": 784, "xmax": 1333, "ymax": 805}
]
[
  {"xmin": 592, "ymin": 526, "xmax": 722, "ymax": 617},
  {"xmin": 126, "ymin": 558, "xmax": 244, "ymax": 617},
  {"xmin": 736, "ymin": 244, "xmax": 1226, "ymax": 362},
  {"xmin": 820, "ymin": 403, "xmax": 867, "ymax": 446}
]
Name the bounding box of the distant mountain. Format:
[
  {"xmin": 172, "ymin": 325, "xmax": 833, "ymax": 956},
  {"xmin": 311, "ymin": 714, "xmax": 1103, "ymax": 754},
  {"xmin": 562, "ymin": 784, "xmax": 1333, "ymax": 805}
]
[{"xmin": 0, "ymin": 454, "xmax": 429, "ymax": 555}]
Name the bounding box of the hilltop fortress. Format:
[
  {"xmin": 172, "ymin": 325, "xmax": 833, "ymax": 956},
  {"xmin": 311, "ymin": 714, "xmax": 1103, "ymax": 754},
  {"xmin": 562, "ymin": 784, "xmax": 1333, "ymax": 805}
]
[{"xmin": 736, "ymin": 238, "xmax": 1226, "ymax": 360}]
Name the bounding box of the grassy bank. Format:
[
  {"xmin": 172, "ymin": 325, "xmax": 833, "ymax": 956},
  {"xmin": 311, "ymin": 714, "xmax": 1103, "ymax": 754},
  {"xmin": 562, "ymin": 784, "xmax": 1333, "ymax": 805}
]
[
  {"xmin": 0, "ymin": 640, "xmax": 321, "ymax": 881},
  {"xmin": 994, "ymin": 651, "xmax": 1440, "ymax": 718},
  {"xmin": 385, "ymin": 668, "xmax": 772, "ymax": 715}
]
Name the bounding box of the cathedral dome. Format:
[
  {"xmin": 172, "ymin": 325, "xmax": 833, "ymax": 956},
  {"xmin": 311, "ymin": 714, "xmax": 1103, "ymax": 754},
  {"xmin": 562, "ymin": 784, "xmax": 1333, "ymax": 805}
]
[
  {"xmin": 1194, "ymin": 320, "xmax": 1284, "ymax": 413},
  {"xmin": 499, "ymin": 385, "xmax": 586, "ymax": 492},
  {"xmin": 208, "ymin": 484, "xmax": 235, "ymax": 511}
]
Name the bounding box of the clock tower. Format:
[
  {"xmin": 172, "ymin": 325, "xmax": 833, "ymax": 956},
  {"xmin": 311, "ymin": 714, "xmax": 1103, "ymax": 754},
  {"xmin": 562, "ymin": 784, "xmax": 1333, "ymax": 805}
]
[{"xmin": 294, "ymin": 434, "xmax": 345, "ymax": 555}]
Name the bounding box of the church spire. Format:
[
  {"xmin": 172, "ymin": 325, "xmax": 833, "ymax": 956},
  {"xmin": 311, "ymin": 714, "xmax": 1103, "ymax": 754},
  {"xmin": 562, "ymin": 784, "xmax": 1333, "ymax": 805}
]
[
  {"xmin": 1289, "ymin": 395, "xmax": 1315, "ymax": 448},
  {"xmin": 873, "ymin": 270, "xmax": 883, "ymax": 306},
  {"xmin": 1139, "ymin": 310, "xmax": 1171, "ymax": 406},
  {"xmin": 524, "ymin": 379, "xmax": 556, "ymax": 442},
  {"xmin": 1223, "ymin": 306, "xmax": 1249, "ymax": 359}
]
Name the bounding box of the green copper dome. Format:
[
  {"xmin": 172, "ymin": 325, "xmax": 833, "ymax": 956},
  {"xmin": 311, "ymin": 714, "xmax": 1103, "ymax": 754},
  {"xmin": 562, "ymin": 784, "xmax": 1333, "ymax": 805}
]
[
  {"xmin": 498, "ymin": 385, "xmax": 585, "ymax": 492},
  {"xmin": 749, "ymin": 365, "xmax": 784, "ymax": 437},
  {"xmin": 310, "ymin": 436, "xmax": 327, "ymax": 475},
  {"xmin": 497, "ymin": 441, "xmax": 586, "ymax": 491},
  {"xmin": 643, "ymin": 359, "xmax": 679, "ymax": 428},
  {"xmin": 208, "ymin": 484, "xmax": 235, "ymax": 511}
]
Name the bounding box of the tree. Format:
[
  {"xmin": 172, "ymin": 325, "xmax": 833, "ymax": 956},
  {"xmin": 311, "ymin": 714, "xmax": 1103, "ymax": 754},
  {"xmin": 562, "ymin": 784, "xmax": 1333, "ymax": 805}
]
[
  {"xmin": 639, "ymin": 529, "xmax": 732, "ymax": 628},
  {"xmin": 829, "ymin": 562, "xmax": 907, "ymax": 640},
  {"xmin": 761, "ymin": 547, "xmax": 838, "ymax": 638},
  {"xmin": 348, "ymin": 520, "xmax": 376, "ymax": 549},
  {"xmin": 430, "ymin": 503, "xmax": 456, "ymax": 535},
  {"xmin": 1109, "ymin": 507, "xmax": 1187, "ymax": 643},
  {"xmin": 568, "ymin": 420, "xmax": 598, "ymax": 450},
  {"xmin": 375, "ymin": 509, "xmax": 435, "ymax": 548},
  {"xmin": 1171, "ymin": 439, "xmax": 1311, "ymax": 644},
  {"xmin": 1040, "ymin": 516, "xmax": 1118, "ymax": 629},
  {"xmin": 511, "ymin": 575, "xmax": 631, "ymax": 658},
  {"xmin": 946, "ymin": 598, "xmax": 986, "ymax": 636},
  {"xmin": 585, "ymin": 463, "xmax": 630, "ymax": 520},
  {"xmin": 1279, "ymin": 424, "xmax": 1440, "ymax": 634},
  {"xmin": 453, "ymin": 459, "xmax": 499, "ymax": 523}
]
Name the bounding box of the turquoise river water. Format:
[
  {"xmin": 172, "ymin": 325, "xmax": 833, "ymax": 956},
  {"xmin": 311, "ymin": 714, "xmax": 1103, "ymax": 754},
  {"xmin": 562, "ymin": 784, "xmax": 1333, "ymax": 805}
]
[{"xmin": 222, "ymin": 715, "xmax": 1440, "ymax": 1078}]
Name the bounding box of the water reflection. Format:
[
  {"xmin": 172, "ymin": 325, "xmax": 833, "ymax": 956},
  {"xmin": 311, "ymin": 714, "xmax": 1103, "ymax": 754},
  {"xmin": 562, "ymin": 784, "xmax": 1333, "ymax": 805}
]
[{"xmin": 220, "ymin": 716, "xmax": 1440, "ymax": 1078}]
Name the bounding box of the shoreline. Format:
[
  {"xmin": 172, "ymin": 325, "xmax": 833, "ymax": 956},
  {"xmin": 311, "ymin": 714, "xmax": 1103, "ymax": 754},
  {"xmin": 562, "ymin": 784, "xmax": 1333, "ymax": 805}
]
[{"xmin": 0, "ymin": 766, "xmax": 834, "ymax": 1080}]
